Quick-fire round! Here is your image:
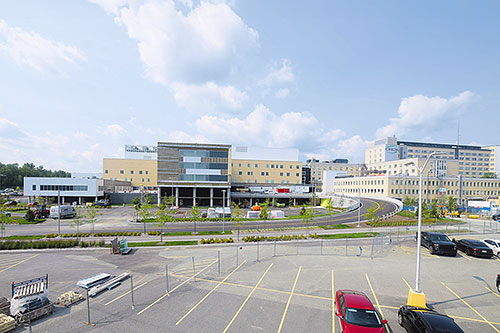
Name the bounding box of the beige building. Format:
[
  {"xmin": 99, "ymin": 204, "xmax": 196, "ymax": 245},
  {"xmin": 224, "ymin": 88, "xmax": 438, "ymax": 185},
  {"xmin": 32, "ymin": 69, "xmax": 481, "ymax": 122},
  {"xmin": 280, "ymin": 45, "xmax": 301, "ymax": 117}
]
[
  {"xmin": 306, "ymin": 159, "xmax": 366, "ymax": 184},
  {"xmin": 103, "ymin": 158, "xmax": 157, "ymax": 187},
  {"xmin": 332, "ymin": 175, "xmax": 500, "ymax": 205},
  {"xmin": 231, "ymin": 159, "xmax": 302, "ymax": 184},
  {"xmin": 367, "ymin": 158, "xmax": 459, "ymax": 178}
]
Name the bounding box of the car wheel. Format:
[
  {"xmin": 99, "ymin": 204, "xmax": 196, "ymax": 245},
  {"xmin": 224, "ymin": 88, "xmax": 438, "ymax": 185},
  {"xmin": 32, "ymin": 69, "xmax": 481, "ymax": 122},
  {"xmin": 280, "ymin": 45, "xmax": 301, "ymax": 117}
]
[
  {"xmin": 497, "ymin": 282, "xmax": 500, "ymax": 293},
  {"xmin": 429, "ymin": 247, "xmax": 434, "ymax": 255},
  {"xmin": 398, "ymin": 311, "xmax": 403, "ymax": 326},
  {"xmin": 466, "ymin": 248, "xmax": 471, "ymax": 256}
]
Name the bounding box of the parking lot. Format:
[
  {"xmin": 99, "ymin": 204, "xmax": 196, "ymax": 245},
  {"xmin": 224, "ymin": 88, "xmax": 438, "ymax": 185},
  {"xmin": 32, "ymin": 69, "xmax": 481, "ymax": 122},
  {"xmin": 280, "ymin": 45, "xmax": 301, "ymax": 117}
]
[{"xmin": 0, "ymin": 234, "xmax": 499, "ymax": 332}]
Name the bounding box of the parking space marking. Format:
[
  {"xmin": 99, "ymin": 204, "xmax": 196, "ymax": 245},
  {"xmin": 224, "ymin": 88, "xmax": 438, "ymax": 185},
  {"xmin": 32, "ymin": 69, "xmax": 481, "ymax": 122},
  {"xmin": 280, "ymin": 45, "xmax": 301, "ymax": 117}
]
[
  {"xmin": 100, "ymin": 273, "xmax": 147, "ymax": 302},
  {"xmin": 0, "ymin": 254, "xmax": 38, "ymax": 273},
  {"xmin": 365, "ymin": 273, "xmax": 384, "ymax": 320},
  {"xmin": 398, "ymin": 245, "xmax": 411, "ymax": 256},
  {"xmin": 175, "ymin": 260, "xmax": 247, "ymax": 326},
  {"xmin": 331, "ymin": 270, "xmax": 334, "ymax": 333},
  {"xmin": 222, "ymin": 263, "xmax": 274, "ymax": 333},
  {"xmin": 277, "ymin": 266, "xmax": 301, "ymax": 333},
  {"xmin": 401, "ymin": 277, "xmax": 411, "ymax": 290},
  {"xmin": 457, "ymin": 253, "xmax": 472, "ymax": 261},
  {"xmin": 105, "ymin": 280, "xmax": 150, "ymax": 306},
  {"xmin": 170, "ymin": 272, "xmax": 331, "ymax": 301},
  {"xmin": 485, "ymin": 286, "xmax": 500, "ymax": 299},
  {"xmin": 441, "ymin": 282, "xmax": 500, "ymax": 332},
  {"xmin": 137, "ymin": 259, "xmax": 217, "ymax": 316}
]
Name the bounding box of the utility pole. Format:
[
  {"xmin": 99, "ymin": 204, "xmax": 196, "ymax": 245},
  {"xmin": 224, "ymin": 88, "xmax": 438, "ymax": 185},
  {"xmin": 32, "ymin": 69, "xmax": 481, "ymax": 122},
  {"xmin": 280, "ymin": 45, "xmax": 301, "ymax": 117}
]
[{"xmin": 57, "ymin": 188, "xmax": 61, "ymax": 238}]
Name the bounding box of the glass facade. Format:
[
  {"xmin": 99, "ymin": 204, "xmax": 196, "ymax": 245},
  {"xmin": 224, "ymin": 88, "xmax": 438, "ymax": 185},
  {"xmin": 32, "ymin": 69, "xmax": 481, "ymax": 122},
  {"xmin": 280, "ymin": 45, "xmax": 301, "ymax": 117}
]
[
  {"xmin": 179, "ymin": 175, "xmax": 228, "ymax": 181},
  {"xmin": 179, "ymin": 149, "xmax": 228, "ymax": 158},
  {"xmin": 179, "ymin": 162, "xmax": 228, "ymax": 170},
  {"xmin": 40, "ymin": 185, "xmax": 88, "ymax": 191}
]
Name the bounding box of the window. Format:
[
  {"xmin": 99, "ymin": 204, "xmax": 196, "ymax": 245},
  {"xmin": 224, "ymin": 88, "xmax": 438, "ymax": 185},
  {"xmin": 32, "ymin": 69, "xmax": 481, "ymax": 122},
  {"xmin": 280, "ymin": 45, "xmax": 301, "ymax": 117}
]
[
  {"xmin": 147, "ymin": 178, "xmax": 150, "ymax": 182},
  {"xmin": 280, "ymin": 172, "xmax": 283, "ymax": 176},
  {"xmin": 142, "ymin": 178, "xmax": 144, "ymax": 182},
  {"xmin": 130, "ymin": 170, "xmax": 134, "ymax": 174},
  {"xmin": 105, "ymin": 170, "xmax": 108, "ymax": 174},
  {"xmin": 271, "ymin": 164, "xmax": 274, "ymax": 168},
  {"xmin": 271, "ymin": 180, "xmax": 274, "ymax": 183},
  {"xmin": 32, "ymin": 185, "xmax": 36, "ymax": 191},
  {"xmin": 238, "ymin": 171, "xmax": 242, "ymax": 175},
  {"xmin": 146, "ymin": 171, "xmax": 148, "ymax": 175},
  {"xmin": 120, "ymin": 170, "xmax": 124, "ymax": 174},
  {"xmin": 296, "ymin": 173, "xmax": 299, "ymax": 177},
  {"xmin": 266, "ymin": 164, "xmax": 269, "ymax": 168},
  {"xmin": 238, "ymin": 163, "xmax": 241, "ymax": 167},
  {"xmin": 247, "ymin": 163, "xmax": 250, "ymax": 167},
  {"xmin": 255, "ymin": 164, "xmax": 258, "ymax": 168},
  {"xmin": 287, "ymin": 172, "xmax": 290, "ymax": 176},
  {"xmin": 130, "ymin": 178, "xmax": 133, "ymax": 182},
  {"xmin": 125, "ymin": 178, "xmax": 128, "ymax": 181},
  {"xmin": 139, "ymin": 170, "xmax": 143, "ymax": 175},
  {"xmin": 280, "ymin": 165, "xmax": 284, "ymax": 168},
  {"xmin": 261, "ymin": 172, "xmax": 265, "ymax": 176}
]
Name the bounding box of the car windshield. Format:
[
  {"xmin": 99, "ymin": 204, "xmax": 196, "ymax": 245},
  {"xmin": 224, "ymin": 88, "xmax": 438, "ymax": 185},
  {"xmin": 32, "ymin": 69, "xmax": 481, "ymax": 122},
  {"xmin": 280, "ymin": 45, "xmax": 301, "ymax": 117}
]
[
  {"xmin": 345, "ymin": 308, "xmax": 382, "ymax": 327},
  {"xmin": 430, "ymin": 234, "xmax": 450, "ymax": 242}
]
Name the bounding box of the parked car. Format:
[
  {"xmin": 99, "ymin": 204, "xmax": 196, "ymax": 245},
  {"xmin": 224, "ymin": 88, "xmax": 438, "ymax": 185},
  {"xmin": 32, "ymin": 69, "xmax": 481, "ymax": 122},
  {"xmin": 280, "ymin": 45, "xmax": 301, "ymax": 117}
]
[
  {"xmin": 3, "ymin": 200, "xmax": 17, "ymax": 206},
  {"xmin": 483, "ymin": 239, "xmax": 500, "ymax": 258},
  {"xmin": 335, "ymin": 290, "xmax": 387, "ymax": 332},
  {"xmin": 92, "ymin": 199, "xmax": 111, "ymax": 208},
  {"xmin": 50, "ymin": 205, "xmax": 76, "ymax": 219},
  {"xmin": 0, "ymin": 210, "xmax": 11, "ymax": 217},
  {"xmin": 398, "ymin": 306, "xmax": 464, "ymax": 332},
  {"xmin": 493, "ymin": 213, "xmax": 500, "ymax": 221},
  {"xmin": 453, "ymin": 238, "xmax": 494, "ymax": 258},
  {"xmin": 497, "ymin": 274, "xmax": 500, "ymax": 293},
  {"xmin": 420, "ymin": 232, "xmax": 457, "ymax": 256}
]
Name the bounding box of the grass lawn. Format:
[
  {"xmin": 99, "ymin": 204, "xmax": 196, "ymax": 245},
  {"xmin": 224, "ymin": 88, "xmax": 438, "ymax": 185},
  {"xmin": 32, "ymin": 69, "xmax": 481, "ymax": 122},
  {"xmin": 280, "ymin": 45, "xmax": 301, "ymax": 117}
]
[
  {"xmin": 128, "ymin": 240, "xmax": 198, "ymax": 247},
  {"xmin": 319, "ymin": 224, "xmax": 353, "ymax": 230},
  {"xmin": 317, "ymin": 232, "xmax": 379, "ymax": 239},
  {"xmin": 1, "ymin": 235, "xmax": 46, "ymax": 240}
]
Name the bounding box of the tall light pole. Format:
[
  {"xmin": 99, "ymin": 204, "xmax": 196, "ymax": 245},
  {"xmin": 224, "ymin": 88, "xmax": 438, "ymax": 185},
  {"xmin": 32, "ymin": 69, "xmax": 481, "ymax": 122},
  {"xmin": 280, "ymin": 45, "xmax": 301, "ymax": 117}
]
[
  {"xmin": 57, "ymin": 188, "xmax": 61, "ymax": 238},
  {"xmin": 222, "ymin": 189, "xmax": 226, "ymax": 233},
  {"xmin": 357, "ymin": 187, "xmax": 361, "ymax": 227},
  {"xmin": 405, "ymin": 152, "xmax": 445, "ymax": 307}
]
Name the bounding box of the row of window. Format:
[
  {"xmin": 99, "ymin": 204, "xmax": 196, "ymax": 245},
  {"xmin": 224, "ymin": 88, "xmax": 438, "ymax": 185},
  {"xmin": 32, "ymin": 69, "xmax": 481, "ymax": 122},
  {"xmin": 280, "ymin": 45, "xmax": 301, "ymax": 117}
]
[
  {"xmin": 179, "ymin": 149, "xmax": 228, "ymax": 158},
  {"xmin": 37, "ymin": 185, "xmax": 89, "ymax": 191},
  {"xmin": 105, "ymin": 170, "xmax": 149, "ymax": 175},
  {"xmin": 179, "ymin": 175, "xmax": 228, "ymax": 182},
  {"xmin": 236, "ymin": 171, "xmax": 299, "ymax": 177},
  {"xmin": 179, "ymin": 162, "xmax": 228, "ymax": 170},
  {"xmin": 246, "ymin": 180, "xmax": 298, "ymax": 184},
  {"xmin": 232, "ymin": 163, "xmax": 300, "ymax": 169}
]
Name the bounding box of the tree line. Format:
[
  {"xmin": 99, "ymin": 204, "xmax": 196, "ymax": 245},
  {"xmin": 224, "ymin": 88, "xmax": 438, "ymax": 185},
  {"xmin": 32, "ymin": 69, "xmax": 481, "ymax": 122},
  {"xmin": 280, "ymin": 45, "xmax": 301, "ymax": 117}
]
[{"xmin": 0, "ymin": 162, "xmax": 70, "ymax": 189}]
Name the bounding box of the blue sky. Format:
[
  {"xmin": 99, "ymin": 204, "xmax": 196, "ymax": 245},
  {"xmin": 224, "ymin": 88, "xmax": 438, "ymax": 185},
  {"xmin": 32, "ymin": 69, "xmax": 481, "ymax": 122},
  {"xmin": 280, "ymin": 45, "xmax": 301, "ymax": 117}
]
[{"xmin": 0, "ymin": 0, "xmax": 498, "ymax": 172}]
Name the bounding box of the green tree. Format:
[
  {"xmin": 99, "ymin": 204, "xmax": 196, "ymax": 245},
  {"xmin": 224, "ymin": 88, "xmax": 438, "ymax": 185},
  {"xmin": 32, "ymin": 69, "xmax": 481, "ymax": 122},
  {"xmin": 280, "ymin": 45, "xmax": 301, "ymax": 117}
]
[
  {"xmin": 72, "ymin": 207, "xmax": 87, "ymax": 239},
  {"xmin": 232, "ymin": 202, "xmax": 245, "ymax": 240},
  {"xmin": 24, "ymin": 209, "xmax": 35, "ymax": 222},
  {"xmin": 86, "ymin": 205, "xmax": 101, "ymax": 234},
  {"xmin": 259, "ymin": 199, "xmax": 270, "ymax": 219},
  {"xmin": 132, "ymin": 196, "xmax": 141, "ymax": 222},
  {"xmin": 429, "ymin": 199, "xmax": 439, "ymax": 219},
  {"xmin": 190, "ymin": 204, "xmax": 201, "ymax": 233},
  {"xmin": 300, "ymin": 204, "xmax": 314, "ymax": 233},
  {"xmin": 139, "ymin": 202, "xmax": 153, "ymax": 234},
  {"xmin": 481, "ymin": 172, "xmax": 497, "ymax": 179},
  {"xmin": 364, "ymin": 205, "xmax": 379, "ymax": 222},
  {"xmin": 0, "ymin": 212, "xmax": 10, "ymax": 238},
  {"xmin": 156, "ymin": 196, "xmax": 175, "ymax": 243},
  {"xmin": 447, "ymin": 196, "xmax": 458, "ymax": 215}
]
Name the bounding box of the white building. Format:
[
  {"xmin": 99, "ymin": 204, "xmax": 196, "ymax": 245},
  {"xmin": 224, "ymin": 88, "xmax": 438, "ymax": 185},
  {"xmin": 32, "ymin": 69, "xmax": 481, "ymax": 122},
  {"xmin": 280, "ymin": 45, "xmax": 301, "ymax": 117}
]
[{"xmin": 24, "ymin": 177, "xmax": 104, "ymax": 204}]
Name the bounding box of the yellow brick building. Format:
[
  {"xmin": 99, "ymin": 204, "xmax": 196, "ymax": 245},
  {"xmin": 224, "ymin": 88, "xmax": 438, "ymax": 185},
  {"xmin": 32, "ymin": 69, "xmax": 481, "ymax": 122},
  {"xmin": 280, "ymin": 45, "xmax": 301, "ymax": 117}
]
[
  {"xmin": 230, "ymin": 159, "xmax": 302, "ymax": 184},
  {"xmin": 103, "ymin": 158, "xmax": 157, "ymax": 187}
]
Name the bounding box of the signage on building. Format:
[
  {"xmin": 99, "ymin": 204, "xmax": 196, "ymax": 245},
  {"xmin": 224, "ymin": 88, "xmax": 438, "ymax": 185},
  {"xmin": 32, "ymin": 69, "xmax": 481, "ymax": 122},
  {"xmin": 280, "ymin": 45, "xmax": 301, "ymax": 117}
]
[{"xmin": 439, "ymin": 188, "xmax": 447, "ymax": 193}]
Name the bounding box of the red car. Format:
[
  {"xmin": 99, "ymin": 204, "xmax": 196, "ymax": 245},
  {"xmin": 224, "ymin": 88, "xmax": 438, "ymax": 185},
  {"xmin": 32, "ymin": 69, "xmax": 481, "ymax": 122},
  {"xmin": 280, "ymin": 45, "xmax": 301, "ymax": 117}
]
[{"xmin": 335, "ymin": 290, "xmax": 387, "ymax": 332}]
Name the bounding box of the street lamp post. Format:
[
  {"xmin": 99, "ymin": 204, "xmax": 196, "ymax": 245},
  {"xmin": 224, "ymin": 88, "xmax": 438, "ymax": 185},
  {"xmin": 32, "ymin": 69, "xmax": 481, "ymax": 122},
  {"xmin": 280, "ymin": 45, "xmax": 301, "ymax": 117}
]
[
  {"xmin": 405, "ymin": 152, "xmax": 445, "ymax": 307},
  {"xmin": 357, "ymin": 187, "xmax": 361, "ymax": 227},
  {"xmin": 57, "ymin": 188, "xmax": 61, "ymax": 238},
  {"xmin": 222, "ymin": 189, "xmax": 226, "ymax": 233}
]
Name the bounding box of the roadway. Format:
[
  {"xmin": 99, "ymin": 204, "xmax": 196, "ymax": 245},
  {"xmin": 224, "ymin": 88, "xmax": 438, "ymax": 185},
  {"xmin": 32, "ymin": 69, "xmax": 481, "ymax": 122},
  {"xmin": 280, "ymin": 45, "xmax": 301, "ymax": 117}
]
[{"xmin": 3, "ymin": 197, "xmax": 399, "ymax": 236}]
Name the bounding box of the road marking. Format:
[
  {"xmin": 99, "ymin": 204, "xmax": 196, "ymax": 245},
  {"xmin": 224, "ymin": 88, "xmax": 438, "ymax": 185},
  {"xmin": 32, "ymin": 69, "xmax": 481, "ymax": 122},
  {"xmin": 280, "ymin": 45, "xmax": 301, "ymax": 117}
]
[
  {"xmin": 175, "ymin": 260, "xmax": 247, "ymax": 326},
  {"xmin": 223, "ymin": 263, "xmax": 273, "ymax": 333},
  {"xmin": 485, "ymin": 286, "xmax": 500, "ymax": 299},
  {"xmin": 100, "ymin": 274, "xmax": 147, "ymax": 302},
  {"xmin": 401, "ymin": 277, "xmax": 411, "ymax": 290},
  {"xmin": 331, "ymin": 270, "xmax": 335, "ymax": 333},
  {"xmin": 365, "ymin": 273, "xmax": 384, "ymax": 320},
  {"xmin": 137, "ymin": 259, "xmax": 217, "ymax": 316},
  {"xmin": 398, "ymin": 245, "xmax": 412, "ymax": 256},
  {"xmin": 457, "ymin": 253, "xmax": 472, "ymax": 261},
  {"xmin": 0, "ymin": 254, "xmax": 38, "ymax": 273},
  {"xmin": 277, "ymin": 266, "xmax": 301, "ymax": 333},
  {"xmin": 170, "ymin": 273, "xmax": 331, "ymax": 301},
  {"xmin": 105, "ymin": 281, "xmax": 150, "ymax": 306},
  {"xmin": 441, "ymin": 282, "xmax": 500, "ymax": 333}
]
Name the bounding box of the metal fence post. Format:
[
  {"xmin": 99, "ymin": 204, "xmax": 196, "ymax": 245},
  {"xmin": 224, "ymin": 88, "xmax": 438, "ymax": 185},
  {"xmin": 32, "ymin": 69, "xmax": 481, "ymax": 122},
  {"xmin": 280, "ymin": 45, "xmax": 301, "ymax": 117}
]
[
  {"xmin": 236, "ymin": 244, "xmax": 239, "ymax": 266},
  {"xmin": 85, "ymin": 288, "xmax": 91, "ymax": 325},
  {"xmin": 130, "ymin": 275, "xmax": 135, "ymax": 310},
  {"xmin": 166, "ymin": 264, "xmax": 170, "ymax": 294},
  {"xmin": 192, "ymin": 256, "xmax": 196, "ymax": 281}
]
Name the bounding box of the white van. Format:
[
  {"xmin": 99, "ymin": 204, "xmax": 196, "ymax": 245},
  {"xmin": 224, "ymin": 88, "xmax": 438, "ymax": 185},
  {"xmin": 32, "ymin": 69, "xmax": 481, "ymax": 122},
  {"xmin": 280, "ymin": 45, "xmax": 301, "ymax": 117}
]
[{"xmin": 50, "ymin": 205, "xmax": 76, "ymax": 219}]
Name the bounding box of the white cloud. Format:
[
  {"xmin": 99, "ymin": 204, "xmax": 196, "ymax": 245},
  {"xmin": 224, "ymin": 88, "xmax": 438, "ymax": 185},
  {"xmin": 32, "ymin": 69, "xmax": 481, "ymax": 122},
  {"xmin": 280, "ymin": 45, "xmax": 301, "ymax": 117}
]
[
  {"xmin": 261, "ymin": 58, "xmax": 294, "ymax": 85},
  {"xmin": 376, "ymin": 91, "xmax": 476, "ymax": 139},
  {"xmin": 94, "ymin": 0, "xmax": 259, "ymax": 85},
  {"xmin": 274, "ymin": 88, "xmax": 290, "ymax": 99},
  {"xmin": 165, "ymin": 130, "xmax": 208, "ymax": 143},
  {"xmin": 172, "ymin": 81, "xmax": 248, "ymax": 113},
  {"xmin": 104, "ymin": 124, "xmax": 127, "ymax": 138},
  {"xmin": 0, "ymin": 19, "xmax": 86, "ymax": 74},
  {"xmin": 0, "ymin": 117, "xmax": 25, "ymax": 139}
]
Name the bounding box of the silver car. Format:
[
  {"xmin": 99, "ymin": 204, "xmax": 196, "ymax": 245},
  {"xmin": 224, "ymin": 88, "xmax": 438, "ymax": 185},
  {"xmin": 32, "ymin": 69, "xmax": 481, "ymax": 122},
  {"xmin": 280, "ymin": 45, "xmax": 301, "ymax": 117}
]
[{"xmin": 483, "ymin": 239, "xmax": 500, "ymax": 258}]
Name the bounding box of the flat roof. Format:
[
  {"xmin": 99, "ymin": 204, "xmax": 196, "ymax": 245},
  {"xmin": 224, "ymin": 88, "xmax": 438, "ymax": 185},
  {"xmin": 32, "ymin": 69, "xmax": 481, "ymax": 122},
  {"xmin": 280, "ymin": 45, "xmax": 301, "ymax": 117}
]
[{"xmin": 398, "ymin": 140, "xmax": 488, "ymax": 151}]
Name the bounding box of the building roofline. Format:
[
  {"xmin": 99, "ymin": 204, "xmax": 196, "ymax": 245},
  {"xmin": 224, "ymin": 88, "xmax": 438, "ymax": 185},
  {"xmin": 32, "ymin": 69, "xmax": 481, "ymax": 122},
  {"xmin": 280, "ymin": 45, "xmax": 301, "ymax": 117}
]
[{"xmin": 397, "ymin": 140, "xmax": 488, "ymax": 151}]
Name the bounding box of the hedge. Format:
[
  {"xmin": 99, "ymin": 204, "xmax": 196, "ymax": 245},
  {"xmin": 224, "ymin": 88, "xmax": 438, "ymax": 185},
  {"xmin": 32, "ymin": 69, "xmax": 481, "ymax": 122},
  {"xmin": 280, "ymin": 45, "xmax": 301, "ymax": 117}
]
[
  {"xmin": 200, "ymin": 238, "xmax": 234, "ymax": 244},
  {"xmin": 242, "ymin": 235, "xmax": 307, "ymax": 242},
  {"xmin": 0, "ymin": 239, "xmax": 105, "ymax": 250}
]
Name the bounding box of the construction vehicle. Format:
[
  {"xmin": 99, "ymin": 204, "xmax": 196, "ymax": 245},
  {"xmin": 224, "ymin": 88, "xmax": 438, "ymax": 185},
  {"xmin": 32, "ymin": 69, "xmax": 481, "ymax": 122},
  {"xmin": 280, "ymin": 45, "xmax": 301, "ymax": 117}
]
[{"xmin": 33, "ymin": 205, "xmax": 49, "ymax": 219}]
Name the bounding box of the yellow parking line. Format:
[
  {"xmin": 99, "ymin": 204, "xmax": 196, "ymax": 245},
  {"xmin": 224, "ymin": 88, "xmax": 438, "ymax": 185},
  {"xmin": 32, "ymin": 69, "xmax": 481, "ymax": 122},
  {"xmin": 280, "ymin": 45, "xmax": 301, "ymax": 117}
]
[
  {"xmin": 331, "ymin": 270, "xmax": 335, "ymax": 333},
  {"xmin": 380, "ymin": 305, "xmax": 399, "ymax": 310},
  {"xmin": 457, "ymin": 253, "xmax": 472, "ymax": 261},
  {"xmin": 277, "ymin": 266, "xmax": 301, "ymax": 333},
  {"xmin": 399, "ymin": 246, "xmax": 412, "ymax": 256},
  {"xmin": 365, "ymin": 273, "xmax": 384, "ymax": 320},
  {"xmin": 101, "ymin": 274, "xmax": 147, "ymax": 302},
  {"xmin": 170, "ymin": 273, "xmax": 331, "ymax": 301},
  {"xmin": 223, "ymin": 263, "xmax": 274, "ymax": 333},
  {"xmin": 401, "ymin": 277, "xmax": 411, "ymax": 290},
  {"xmin": 105, "ymin": 281, "xmax": 150, "ymax": 306},
  {"xmin": 0, "ymin": 254, "xmax": 38, "ymax": 273},
  {"xmin": 441, "ymin": 282, "xmax": 500, "ymax": 332},
  {"xmin": 176, "ymin": 260, "xmax": 247, "ymax": 326},
  {"xmin": 137, "ymin": 259, "xmax": 217, "ymax": 316},
  {"xmin": 448, "ymin": 314, "xmax": 500, "ymax": 326},
  {"xmin": 485, "ymin": 287, "xmax": 500, "ymax": 299}
]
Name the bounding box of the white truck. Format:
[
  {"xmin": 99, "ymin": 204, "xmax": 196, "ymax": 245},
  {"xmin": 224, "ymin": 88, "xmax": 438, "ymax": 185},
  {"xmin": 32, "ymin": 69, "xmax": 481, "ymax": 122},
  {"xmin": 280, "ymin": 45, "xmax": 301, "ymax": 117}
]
[
  {"xmin": 467, "ymin": 200, "xmax": 500, "ymax": 214},
  {"xmin": 49, "ymin": 205, "xmax": 76, "ymax": 219}
]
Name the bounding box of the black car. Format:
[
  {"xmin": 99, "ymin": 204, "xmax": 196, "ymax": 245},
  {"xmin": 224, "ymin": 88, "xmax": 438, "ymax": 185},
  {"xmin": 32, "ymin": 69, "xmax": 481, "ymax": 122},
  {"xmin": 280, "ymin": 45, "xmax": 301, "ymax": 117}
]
[
  {"xmin": 453, "ymin": 239, "xmax": 493, "ymax": 258},
  {"xmin": 493, "ymin": 213, "xmax": 500, "ymax": 221},
  {"xmin": 496, "ymin": 273, "xmax": 500, "ymax": 293},
  {"xmin": 92, "ymin": 199, "xmax": 111, "ymax": 208},
  {"xmin": 398, "ymin": 306, "xmax": 464, "ymax": 333},
  {"xmin": 420, "ymin": 232, "xmax": 457, "ymax": 256}
]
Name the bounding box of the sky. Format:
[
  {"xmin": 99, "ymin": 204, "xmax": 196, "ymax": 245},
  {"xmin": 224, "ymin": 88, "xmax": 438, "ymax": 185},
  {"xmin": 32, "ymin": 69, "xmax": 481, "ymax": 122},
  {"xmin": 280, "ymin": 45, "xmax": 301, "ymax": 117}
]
[{"xmin": 0, "ymin": 0, "xmax": 499, "ymax": 173}]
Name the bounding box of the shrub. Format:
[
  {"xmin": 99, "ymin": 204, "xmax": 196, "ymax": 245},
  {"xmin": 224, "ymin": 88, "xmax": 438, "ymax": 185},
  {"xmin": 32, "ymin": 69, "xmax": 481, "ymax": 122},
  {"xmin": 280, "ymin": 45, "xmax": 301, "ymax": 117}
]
[
  {"xmin": 199, "ymin": 237, "xmax": 233, "ymax": 245},
  {"xmin": 24, "ymin": 210, "xmax": 36, "ymax": 222}
]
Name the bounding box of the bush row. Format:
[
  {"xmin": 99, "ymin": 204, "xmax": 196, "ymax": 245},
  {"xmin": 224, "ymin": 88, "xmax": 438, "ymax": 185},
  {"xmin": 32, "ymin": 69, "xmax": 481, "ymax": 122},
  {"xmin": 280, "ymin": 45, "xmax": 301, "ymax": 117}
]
[
  {"xmin": 200, "ymin": 238, "xmax": 234, "ymax": 244},
  {"xmin": 44, "ymin": 232, "xmax": 141, "ymax": 238},
  {"xmin": 242, "ymin": 234, "xmax": 308, "ymax": 242},
  {"xmin": 147, "ymin": 231, "xmax": 162, "ymax": 236},
  {"xmin": 0, "ymin": 239, "xmax": 105, "ymax": 250}
]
